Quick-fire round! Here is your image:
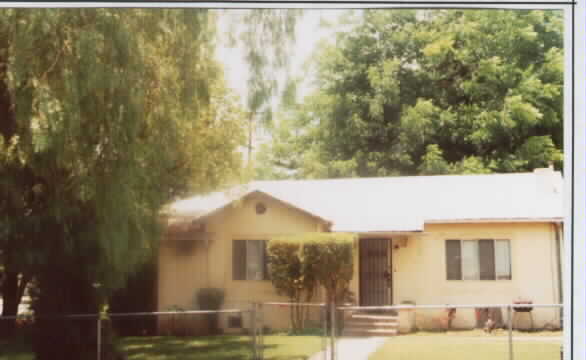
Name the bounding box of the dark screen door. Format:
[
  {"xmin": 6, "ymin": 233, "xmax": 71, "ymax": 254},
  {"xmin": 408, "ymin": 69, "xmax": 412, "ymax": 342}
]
[{"xmin": 359, "ymin": 239, "xmax": 391, "ymax": 306}]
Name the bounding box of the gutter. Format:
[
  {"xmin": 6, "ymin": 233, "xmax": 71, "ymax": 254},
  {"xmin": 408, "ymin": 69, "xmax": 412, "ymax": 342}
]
[
  {"xmin": 553, "ymin": 222, "xmax": 563, "ymax": 322},
  {"xmin": 425, "ymin": 217, "xmax": 564, "ymax": 224}
]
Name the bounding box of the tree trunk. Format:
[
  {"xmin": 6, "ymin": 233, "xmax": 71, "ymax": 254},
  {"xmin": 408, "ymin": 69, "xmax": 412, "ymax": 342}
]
[
  {"xmin": 0, "ymin": 272, "xmax": 20, "ymax": 338},
  {"xmin": 33, "ymin": 264, "xmax": 123, "ymax": 360},
  {"xmin": 32, "ymin": 239, "xmax": 121, "ymax": 360}
]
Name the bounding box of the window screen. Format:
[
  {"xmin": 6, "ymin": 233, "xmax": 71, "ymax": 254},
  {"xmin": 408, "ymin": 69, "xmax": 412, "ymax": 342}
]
[
  {"xmin": 462, "ymin": 240, "xmax": 480, "ymax": 280},
  {"xmin": 478, "ymin": 239, "xmax": 496, "ymax": 280},
  {"xmin": 446, "ymin": 239, "xmax": 511, "ymax": 280},
  {"xmin": 233, "ymin": 240, "xmax": 269, "ymax": 280},
  {"xmin": 494, "ymin": 240, "xmax": 512, "ymax": 280},
  {"xmin": 445, "ymin": 240, "xmax": 462, "ymax": 280}
]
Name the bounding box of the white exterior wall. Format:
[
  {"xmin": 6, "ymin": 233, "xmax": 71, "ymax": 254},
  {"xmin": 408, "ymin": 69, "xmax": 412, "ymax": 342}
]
[{"xmin": 393, "ymin": 222, "xmax": 562, "ymax": 331}]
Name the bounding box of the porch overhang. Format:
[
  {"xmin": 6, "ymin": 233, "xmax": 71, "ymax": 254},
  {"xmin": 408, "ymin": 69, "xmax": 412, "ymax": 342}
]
[
  {"xmin": 330, "ymin": 216, "xmax": 424, "ymax": 233},
  {"xmin": 355, "ymin": 231, "xmax": 424, "ymax": 239}
]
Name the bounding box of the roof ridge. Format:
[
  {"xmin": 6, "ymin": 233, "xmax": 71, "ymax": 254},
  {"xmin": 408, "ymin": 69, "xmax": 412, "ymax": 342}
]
[{"xmin": 251, "ymin": 171, "xmax": 543, "ymax": 184}]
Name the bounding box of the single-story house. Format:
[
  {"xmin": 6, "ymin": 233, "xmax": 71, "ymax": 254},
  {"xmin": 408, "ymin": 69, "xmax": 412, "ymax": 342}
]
[{"xmin": 157, "ymin": 167, "xmax": 563, "ymax": 334}]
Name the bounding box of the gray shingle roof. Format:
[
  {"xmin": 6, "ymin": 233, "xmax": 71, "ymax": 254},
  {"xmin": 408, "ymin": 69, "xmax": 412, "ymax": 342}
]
[{"xmin": 167, "ymin": 169, "xmax": 563, "ymax": 232}]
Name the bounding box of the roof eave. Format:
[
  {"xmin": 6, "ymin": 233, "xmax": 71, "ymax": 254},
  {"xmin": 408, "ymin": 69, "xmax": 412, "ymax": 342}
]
[
  {"xmin": 185, "ymin": 189, "xmax": 333, "ymax": 227},
  {"xmin": 424, "ymin": 217, "xmax": 564, "ymax": 224}
]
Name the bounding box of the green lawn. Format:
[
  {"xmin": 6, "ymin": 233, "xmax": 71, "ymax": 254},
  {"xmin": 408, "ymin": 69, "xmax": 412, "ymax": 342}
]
[
  {"xmin": 368, "ymin": 331, "xmax": 563, "ymax": 360},
  {"xmin": 0, "ymin": 334, "xmax": 324, "ymax": 360}
]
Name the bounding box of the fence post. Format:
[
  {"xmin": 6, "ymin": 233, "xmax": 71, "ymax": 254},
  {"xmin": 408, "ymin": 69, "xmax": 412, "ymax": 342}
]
[
  {"xmin": 322, "ymin": 305, "xmax": 327, "ymax": 360},
  {"xmin": 508, "ymin": 305, "xmax": 513, "ymax": 360},
  {"xmin": 258, "ymin": 303, "xmax": 264, "ymax": 360},
  {"xmin": 330, "ymin": 302, "xmax": 336, "ymax": 360},
  {"xmin": 97, "ymin": 316, "xmax": 101, "ymax": 360},
  {"xmin": 251, "ymin": 303, "xmax": 258, "ymax": 360}
]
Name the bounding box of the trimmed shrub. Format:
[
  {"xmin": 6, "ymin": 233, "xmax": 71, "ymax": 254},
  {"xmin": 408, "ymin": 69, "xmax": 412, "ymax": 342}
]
[
  {"xmin": 300, "ymin": 233, "xmax": 355, "ymax": 305},
  {"xmin": 195, "ymin": 288, "xmax": 225, "ymax": 335},
  {"xmin": 269, "ymin": 232, "xmax": 356, "ymax": 334},
  {"xmin": 267, "ymin": 237, "xmax": 317, "ymax": 332}
]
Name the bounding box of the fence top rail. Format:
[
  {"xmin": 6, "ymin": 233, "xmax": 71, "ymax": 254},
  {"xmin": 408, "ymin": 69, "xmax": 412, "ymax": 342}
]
[
  {"xmin": 109, "ymin": 309, "xmax": 249, "ymax": 318},
  {"xmin": 261, "ymin": 302, "xmax": 326, "ymax": 307},
  {"xmin": 0, "ymin": 308, "xmax": 250, "ymax": 320},
  {"xmin": 338, "ymin": 303, "xmax": 563, "ymax": 311}
]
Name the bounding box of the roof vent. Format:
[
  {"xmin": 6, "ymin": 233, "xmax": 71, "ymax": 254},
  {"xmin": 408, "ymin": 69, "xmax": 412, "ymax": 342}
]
[{"xmin": 255, "ymin": 202, "xmax": 267, "ymax": 215}]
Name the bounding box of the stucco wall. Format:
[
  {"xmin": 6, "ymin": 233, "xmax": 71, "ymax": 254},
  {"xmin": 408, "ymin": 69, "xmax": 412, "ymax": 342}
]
[
  {"xmin": 393, "ymin": 222, "xmax": 562, "ymax": 330},
  {"xmin": 158, "ymin": 192, "xmax": 325, "ymax": 332},
  {"xmin": 159, "ymin": 202, "xmax": 562, "ymax": 332}
]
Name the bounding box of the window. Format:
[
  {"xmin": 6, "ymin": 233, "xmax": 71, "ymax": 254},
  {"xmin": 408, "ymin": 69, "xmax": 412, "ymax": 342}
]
[
  {"xmin": 446, "ymin": 239, "xmax": 511, "ymax": 280},
  {"xmin": 232, "ymin": 240, "xmax": 269, "ymax": 280}
]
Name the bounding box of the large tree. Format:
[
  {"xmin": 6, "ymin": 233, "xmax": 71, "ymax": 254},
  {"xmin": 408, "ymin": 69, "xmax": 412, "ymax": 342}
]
[
  {"xmin": 0, "ymin": 9, "xmax": 245, "ymax": 359},
  {"xmin": 223, "ymin": 9, "xmax": 302, "ymax": 162},
  {"xmin": 256, "ymin": 9, "xmax": 563, "ymax": 179}
]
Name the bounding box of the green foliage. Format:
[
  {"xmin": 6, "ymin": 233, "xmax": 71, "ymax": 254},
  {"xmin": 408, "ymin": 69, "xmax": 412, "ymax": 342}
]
[
  {"xmin": 418, "ymin": 144, "xmax": 451, "ymax": 175},
  {"xmin": 267, "ymin": 233, "xmax": 355, "ymax": 332},
  {"xmin": 257, "ymin": 9, "xmax": 563, "ymax": 179},
  {"xmin": 0, "ymin": 8, "xmax": 246, "ymax": 359},
  {"xmin": 267, "ymin": 238, "xmax": 310, "ymax": 299},
  {"xmin": 109, "ymin": 260, "xmax": 158, "ymax": 336},
  {"xmin": 195, "ymin": 288, "xmax": 226, "ymax": 311},
  {"xmin": 300, "ymin": 233, "xmax": 356, "ymax": 304},
  {"xmin": 267, "ymin": 236, "xmax": 317, "ymax": 332},
  {"xmin": 195, "ymin": 288, "xmax": 225, "ymax": 335},
  {"xmin": 225, "ymin": 10, "xmax": 302, "ymax": 127}
]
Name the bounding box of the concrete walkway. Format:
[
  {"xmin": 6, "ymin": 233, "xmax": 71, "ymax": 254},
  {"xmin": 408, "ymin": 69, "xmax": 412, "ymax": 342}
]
[{"xmin": 308, "ymin": 336, "xmax": 387, "ymax": 360}]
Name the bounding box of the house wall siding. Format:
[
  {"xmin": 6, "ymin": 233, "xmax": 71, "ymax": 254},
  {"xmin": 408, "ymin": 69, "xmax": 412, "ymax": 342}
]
[
  {"xmin": 393, "ymin": 222, "xmax": 561, "ymax": 330},
  {"xmin": 159, "ymin": 209, "xmax": 561, "ymax": 332},
  {"xmin": 158, "ymin": 192, "xmax": 324, "ymax": 332}
]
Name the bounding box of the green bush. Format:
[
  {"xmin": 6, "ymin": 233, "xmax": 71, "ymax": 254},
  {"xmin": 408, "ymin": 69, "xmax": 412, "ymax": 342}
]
[
  {"xmin": 300, "ymin": 233, "xmax": 355, "ymax": 304},
  {"xmin": 195, "ymin": 288, "xmax": 225, "ymax": 334},
  {"xmin": 196, "ymin": 288, "xmax": 225, "ymax": 310},
  {"xmin": 269, "ymin": 233, "xmax": 356, "ymax": 334},
  {"xmin": 267, "ymin": 237, "xmax": 317, "ymax": 333}
]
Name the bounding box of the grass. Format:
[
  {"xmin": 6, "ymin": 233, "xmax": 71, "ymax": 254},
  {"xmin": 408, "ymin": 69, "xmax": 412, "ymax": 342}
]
[
  {"xmin": 368, "ymin": 330, "xmax": 563, "ymax": 360},
  {"xmin": 0, "ymin": 337, "xmax": 33, "ymax": 360},
  {"xmin": 404, "ymin": 328, "xmax": 563, "ymax": 337},
  {"xmin": 119, "ymin": 334, "xmax": 323, "ymax": 360},
  {"xmin": 0, "ymin": 334, "xmax": 324, "ymax": 360}
]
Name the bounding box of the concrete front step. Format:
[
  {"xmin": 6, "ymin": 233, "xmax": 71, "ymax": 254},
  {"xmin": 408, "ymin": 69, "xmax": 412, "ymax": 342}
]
[
  {"xmin": 349, "ymin": 314, "xmax": 399, "ymax": 321},
  {"xmin": 346, "ymin": 321, "xmax": 397, "ymax": 328},
  {"xmin": 342, "ymin": 314, "xmax": 399, "ymax": 337}
]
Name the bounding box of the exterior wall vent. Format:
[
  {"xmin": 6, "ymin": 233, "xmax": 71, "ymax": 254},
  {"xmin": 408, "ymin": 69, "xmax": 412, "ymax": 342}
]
[{"xmin": 255, "ymin": 202, "xmax": 267, "ymax": 215}]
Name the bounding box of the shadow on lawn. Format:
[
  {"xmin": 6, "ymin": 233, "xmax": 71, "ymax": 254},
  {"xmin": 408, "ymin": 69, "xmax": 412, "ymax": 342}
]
[
  {"xmin": 0, "ymin": 337, "xmax": 34, "ymax": 360},
  {"xmin": 119, "ymin": 335, "xmax": 278, "ymax": 360}
]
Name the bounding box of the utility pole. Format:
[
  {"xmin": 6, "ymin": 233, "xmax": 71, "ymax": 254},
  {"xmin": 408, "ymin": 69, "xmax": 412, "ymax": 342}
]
[
  {"xmin": 248, "ymin": 111, "xmax": 254, "ymax": 164},
  {"xmin": 246, "ymin": 110, "xmax": 269, "ymax": 165}
]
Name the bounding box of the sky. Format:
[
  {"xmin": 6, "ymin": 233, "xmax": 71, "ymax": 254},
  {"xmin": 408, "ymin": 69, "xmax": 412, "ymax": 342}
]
[
  {"xmin": 215, "ymin": 10, "xmax": 345, "ymax": 107},
  {"xmin": 213, "ymin": 10, "xmax": 346, "ymax": 161}
]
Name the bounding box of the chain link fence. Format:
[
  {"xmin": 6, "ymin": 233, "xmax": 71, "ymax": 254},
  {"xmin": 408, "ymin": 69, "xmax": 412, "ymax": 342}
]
[
  {"xmin": 0, "ymin": 303, "xmax": 562, "ymax": 360},
  {"xmin": 254, "ymin": 302, "xmax": 328, "ymax": 360},
  {"xmin": 335, "ymin": 303, "xmax": 563, "ymax": 360},
  {"xmin": 1, "ymin": 309, "xmax": 255, "ymax": 360}
]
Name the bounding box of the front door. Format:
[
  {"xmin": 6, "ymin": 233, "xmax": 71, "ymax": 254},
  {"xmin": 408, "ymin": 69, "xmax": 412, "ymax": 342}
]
[{"xmin": 359, "ymin": 238, "xmax": 391, "ymax": 306}]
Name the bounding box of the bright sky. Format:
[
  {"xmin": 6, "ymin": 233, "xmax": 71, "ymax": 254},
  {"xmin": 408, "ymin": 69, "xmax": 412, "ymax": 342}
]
[{"xmin": 215, "ymin": 10, "xmax": 345, "ymax": 107}]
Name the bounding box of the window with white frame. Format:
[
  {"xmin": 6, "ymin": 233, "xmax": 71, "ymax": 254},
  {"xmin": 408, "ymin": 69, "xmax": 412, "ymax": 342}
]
[
  {"xmin": 232, "ymin": 240, "xmax": 269, "ymax": 280},
  {"xmin": 445, "ymin": 239, "xmax": 511, "ymax": 280}
]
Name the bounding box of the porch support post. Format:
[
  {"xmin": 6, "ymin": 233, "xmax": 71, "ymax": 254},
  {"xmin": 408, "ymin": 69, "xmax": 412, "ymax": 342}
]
[
  {"xmin": 258, "ymin": 303, "xmax": 264, "ymax": 360},
  {"xmin": 251, "ymin": 304, "xmax": 258, "ymax": 360},
  {"xmin": 322, "ymin": 305, "xmax": 327, "ymax": 360}
]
